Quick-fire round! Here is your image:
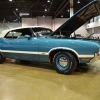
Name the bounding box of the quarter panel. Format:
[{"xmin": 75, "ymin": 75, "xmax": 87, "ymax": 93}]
[
  {"xmin": 38, "ymin": 37, "xmax": 99, "ymax": 63},
  {"xmin": 38, "ymin": 37, "xmax": 99, "ymax": 55}
]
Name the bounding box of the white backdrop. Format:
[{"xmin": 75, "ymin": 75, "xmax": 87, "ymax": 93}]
[
  {"xmin": 0, "ymin": 23, "xmax": 22, "ymax": 34},
  {"xmin": 0, "ymin": 16, "xmax": 90, "ymax": 36}
]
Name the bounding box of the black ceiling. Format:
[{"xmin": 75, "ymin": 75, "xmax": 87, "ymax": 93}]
[{"xmin": 0, "ymin": 0, "xmax": 91, "ymax": 23}]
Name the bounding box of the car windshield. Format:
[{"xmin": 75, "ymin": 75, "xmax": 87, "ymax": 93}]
[{"xmin": 32, "ymin": 27, "xmax": 53, "ymax": 37}]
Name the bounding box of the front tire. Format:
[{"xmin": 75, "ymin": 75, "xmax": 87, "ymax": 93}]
[
  {"xmin": 0, "ymin": 53, "xmax": 5, "ymax": 64},
  {"xmin": 53, "ymin": 51, "xmax": 77, "ymax": 74}
]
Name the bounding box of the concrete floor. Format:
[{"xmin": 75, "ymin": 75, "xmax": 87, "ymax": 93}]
[{"xmin": 0, "ymin": 59, "xmax": 100, "ymax": 100}]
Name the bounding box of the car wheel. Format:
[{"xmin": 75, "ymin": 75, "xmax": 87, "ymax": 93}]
[
  {"xmin": 0, "ymin": 53, "xmax": 5, "ymax": 64},
  {"xmin": 53, "ymin": 51, "xmax": 77, "ymax": 74}
]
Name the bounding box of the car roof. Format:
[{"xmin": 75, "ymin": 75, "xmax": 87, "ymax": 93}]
[{"xmin": 0, "ymin": 26, "xmax": 51, "ymax": 37}]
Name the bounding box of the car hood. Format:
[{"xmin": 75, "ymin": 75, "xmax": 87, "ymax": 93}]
[
  {"xmin": 50, "ymin": 0, "xmax": 100, "ymax": 36},
  {"xmin": 80, "ymin": 38, "xmax": 100, "ymax": 44}
]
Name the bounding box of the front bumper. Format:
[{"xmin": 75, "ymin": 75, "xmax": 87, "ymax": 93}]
[{"xmin": 90, "ymin": 52, "xmax": 100, "ymax": 63}]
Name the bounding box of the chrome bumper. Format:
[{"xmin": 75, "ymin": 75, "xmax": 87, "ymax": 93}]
[{"xmin": 90, "ymin": 52, "xmax": 100, "ymax": 63}]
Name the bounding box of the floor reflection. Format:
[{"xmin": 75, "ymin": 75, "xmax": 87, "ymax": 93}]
[
  {"xmin": 5, "ymin": 59, "xmax": 100, "ymax": 74},
  {"xmin": 0, "ymin": 59, "xmax": 100, "ymax": 100}
]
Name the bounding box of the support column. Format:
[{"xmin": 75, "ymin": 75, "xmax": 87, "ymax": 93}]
[
  {"xmin": 70, "ymin": 0, "xmax": 74, "ymax": 36},
  {"xmin": 70, "ymin": 0, "xmax": 74, "ymax": 17}
]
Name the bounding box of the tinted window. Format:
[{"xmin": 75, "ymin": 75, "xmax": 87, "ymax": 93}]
[{"xmin": 5, "ymin": 28, "xmax": 32, "ymax": 39}]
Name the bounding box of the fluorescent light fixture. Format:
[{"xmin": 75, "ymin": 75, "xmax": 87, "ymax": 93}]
[
  {"xmin": 19, "ymin": 12, "xmax": 30, "ymax": 16},
  {"xmin": 9, "ymin": 0, "xmax": 12, "ymax": 1}
]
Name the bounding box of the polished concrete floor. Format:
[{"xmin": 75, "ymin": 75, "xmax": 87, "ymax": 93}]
[{"xmin": 0, "ymin": 59, "xmax": 100, "ymax": 100}]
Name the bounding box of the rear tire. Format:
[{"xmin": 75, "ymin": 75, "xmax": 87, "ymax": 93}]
[
  {"xmin": 53, "ymin": 51, "xmax": 77, "ymax": 74},
  {"xmin": 0, "ymin": 53, "xmax": 5, "ymax": 64}
]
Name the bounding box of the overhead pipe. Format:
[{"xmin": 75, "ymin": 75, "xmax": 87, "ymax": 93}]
[
  {"xmin": 54, "ymin": 0, "xmax": 67, "ymax": 15},
  {"xmin": 13, "ymin": 11, "xmax": 20, "ymax": 20},
  {"xmin": 48, "ymin": 0, "xmax": 54, "ymax": 11},
  {"xmin": 53, "ymin": 1, "xmax": 69, "ymax": 19}
]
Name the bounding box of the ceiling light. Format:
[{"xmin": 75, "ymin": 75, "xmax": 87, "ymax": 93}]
[
  {"xmin": 9, "ymin": 0, "xmax": 12, "ymax": 1},
  {"xmin": 43, "ymin": 15, "xmax": 45, "ymax": 17},
  {"xmin": 61, "ymin": 15, "xmax": 63, "ymax": 17},
  {"xmin": 16, "ymin": 8, "xmax": 18, "ymax": 11},
  {"xmin": 67, "ymin": 9, "xmax": 70, "ymax": 12},
  {"xmin": 14, "ymin": 18, "xmax": 18, "ymax": 21},
  {"xmin": 77, "ymin": 0, "xmax": 80, "ymax": 3},
  {"xmin": 47, "ymin": 0, "xmax": 50, "ymax": 2},
  {"xmin": 45, "ymin": 8, "xmax": 47, "ymax": 11},
  {"xmin": 3, "ymin": 18, "xmax": 5, "ymax": 21},
  {"xmin": 3, "ymin": 18, "xmax": 6, "ymax": 22},
  {"xmin": 13, "ymin": 19, "xmax": 17, "ymax": 22},
  {"xmin": 19, "ymin": 12, "xmax": 30, "ymax": 16}
]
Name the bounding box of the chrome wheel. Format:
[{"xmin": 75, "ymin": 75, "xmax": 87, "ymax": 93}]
[
  {"xmin": 59, "ymin": 57, "xmax": 68, "ymax": 67},
  {"xmin": 53, "ymin": 51, "xmax": 78, "ymax": 74}
]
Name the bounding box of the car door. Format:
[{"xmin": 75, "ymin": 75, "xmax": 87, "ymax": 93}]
[{"xmin": 4, "ymin": 28, "xmax": 39, "ymax": 61}]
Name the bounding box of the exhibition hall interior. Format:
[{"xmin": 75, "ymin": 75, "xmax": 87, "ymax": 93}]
[{"xmin": 0, "ymin": 0, "xmax": 100, "ymax": 100}]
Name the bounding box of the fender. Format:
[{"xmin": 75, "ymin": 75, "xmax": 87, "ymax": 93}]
[{"xmin": 48, "ymin": 47, "xmax": 94, "ymax": 58}]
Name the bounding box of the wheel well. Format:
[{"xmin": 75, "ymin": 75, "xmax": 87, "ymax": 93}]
[{"xmin": 49, "ymin": 49, "xmax": 79, "ymax": 64}]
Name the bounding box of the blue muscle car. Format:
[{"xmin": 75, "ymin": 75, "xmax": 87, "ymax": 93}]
[{"xmin": 0, "ymin": 0, "xmax": 100, "ymax": 74}]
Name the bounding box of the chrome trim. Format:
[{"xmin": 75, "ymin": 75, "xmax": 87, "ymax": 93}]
[
  {"xmin": 90, "ymin": 53, "xmax": 100, "ymax": 63},
  {"xmin": 0, "ymin": 50, "xmax": 94, "ymax": 58},
  {"xmin": 0, "ymin": 50, "xmax": 48, "ymax": 55},
  {"xmin": 78, "ymin": 55, "xmax": 94, "ymax": 58},
  {"xmin": 48, "ymin": 47, "xmax": 94, "ymax": 58},
  {"xmin": 48, "ymin": 47, "xmax": 79, "ymax": 57},
  {"xmin": 59, "ymin": 57, "xmax": 68, "ymax": 67}
]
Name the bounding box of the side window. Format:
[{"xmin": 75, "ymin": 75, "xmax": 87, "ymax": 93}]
[
  {"xmin": 5, "ymin": 31, "xmax": 22, "ymax": 39},
  {"xmin": 5, "ymin": 28, "xmax": 32, "ymax": 39},
  {"xmin": 33, "ymin": 28, "xmax": 53, "ymax": 36}
]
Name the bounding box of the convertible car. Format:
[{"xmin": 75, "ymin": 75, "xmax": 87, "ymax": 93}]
[{"xmin": 0, "ymin": 0, "xmax": 100, "ymax": 74}]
